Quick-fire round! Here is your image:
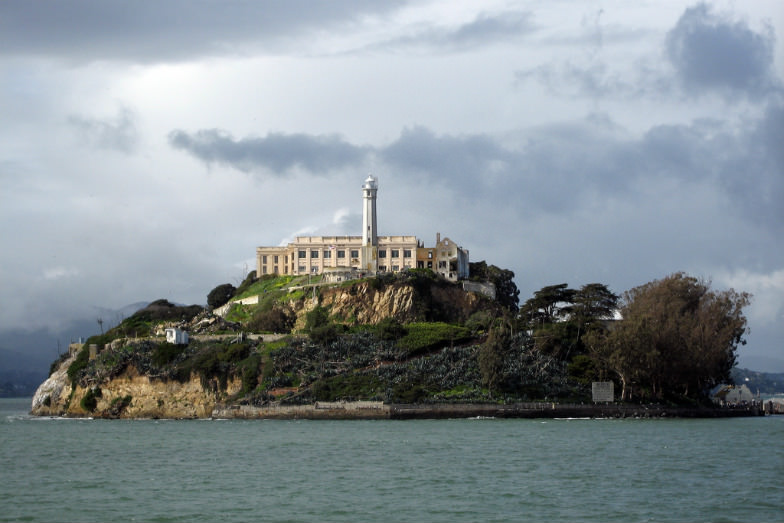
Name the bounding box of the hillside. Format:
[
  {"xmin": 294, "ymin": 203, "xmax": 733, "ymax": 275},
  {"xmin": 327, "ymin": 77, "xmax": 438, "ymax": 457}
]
[
  {"xmin": 31, "ymin": 268, "xmax": 758, "ymax": 418},
  {"xmin": 32, "ymin": 269, "xmax": 527, "ymax": 418}
]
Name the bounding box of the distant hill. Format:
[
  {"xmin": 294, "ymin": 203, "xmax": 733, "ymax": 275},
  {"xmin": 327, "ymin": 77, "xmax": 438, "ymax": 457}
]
[
  {"xmin": 0, "ymin": 301, "xmax": 149, "ymax": 397},
  {"xmin": 731, "ymin": 368, "xmax": 784, "ymax": 395}
]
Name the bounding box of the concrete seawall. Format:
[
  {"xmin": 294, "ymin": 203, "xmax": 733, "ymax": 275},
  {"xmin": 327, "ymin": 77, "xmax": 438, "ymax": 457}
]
[{"xmin": 211, "ymin": 402, "xmax": 764, "ymax": 420}]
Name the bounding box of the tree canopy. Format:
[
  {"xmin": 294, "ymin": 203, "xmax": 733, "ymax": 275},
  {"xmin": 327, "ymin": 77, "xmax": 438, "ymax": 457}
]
[
  {"xmin": 207, "ymin": 283, "xmax": 236, "ymax": 309},
  {"xmin": 592, "ymin": 273, "xmax": 751, "ymax": 401},
  {"xmin": 470, "ymin": 261, "xmax": 520, "ymax": 312}
]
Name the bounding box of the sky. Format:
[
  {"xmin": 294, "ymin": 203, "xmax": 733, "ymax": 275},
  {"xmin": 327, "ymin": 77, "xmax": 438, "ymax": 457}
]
[{"xmin": 1, "ymin": 0, "xmax": 782, "ymax": 372}]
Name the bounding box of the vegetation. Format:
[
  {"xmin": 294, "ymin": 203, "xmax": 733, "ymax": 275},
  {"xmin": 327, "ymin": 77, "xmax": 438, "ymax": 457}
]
[
  {"xmin": 207, "ymin": 283, "xmax": 236, "ymax": 309},
  {"xmin": 80, "ymin": 386, "xmax": 101, "ymax": 412},
  {"xmin": 589, "ymin": 273, "xmax": 751, "ymax": 402},
  {"xmin": 51, "ymin": 267, "xmax": 752, "ymax": 409}
]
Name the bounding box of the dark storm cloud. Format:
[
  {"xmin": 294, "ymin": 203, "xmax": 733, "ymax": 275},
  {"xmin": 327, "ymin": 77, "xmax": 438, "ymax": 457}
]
[
  {"xmin": 168, "ymin": 129, "xmax": 368, "ymax": 175},
  {"xmin": 0, "ymin": 0, "xmax": 405, "ymax": 63},
  {"xmin": 378, "ymin": 126, "xmax": 513, "ymax": 185},
  {"xmin": 666, "ymin": 3, "xmax": 779, "ymax": 96},
  {"xmin": 170, "ymin": 105, "xmax": 782, "ymax": 230},
  {"xmin": 67, "ymin": 107, "xmax": 138, "ymax": 153}
]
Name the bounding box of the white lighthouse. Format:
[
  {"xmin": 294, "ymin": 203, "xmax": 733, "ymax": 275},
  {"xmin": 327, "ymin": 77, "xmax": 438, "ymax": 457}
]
[{"xmin": 361, "ymin": 175, "xmax": 378, "ymax": 272}]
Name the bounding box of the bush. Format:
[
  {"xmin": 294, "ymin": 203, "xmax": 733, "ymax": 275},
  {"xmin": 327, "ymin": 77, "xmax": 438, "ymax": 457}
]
[
  {"xmin": 247, "ymin": 307, "xmax": 294, "ymax": 333},
  {"xmin": 311, "ymin": 373, "xmax": 383, "ymax": 401},
  {"xmin": 208, "ymin": 283, "xmax": 236, "ymax": 309},
  {"xmin": 80, "ymin": 387, "xmax": 101, "ymax": 412},
  {"xmin": 67, "ymin": 346, "xmax": 90, "ymax": 384},
  {"xmin": 152, "ymin": 342, "xmax": 186, "ymax": 367},
  {"xmin": 376, "ymin": 317, "xmax": 408, "ymax": 341},
  {"xmin": 397, "ymin": 322, "xmax": 472, "ymax": 356}
]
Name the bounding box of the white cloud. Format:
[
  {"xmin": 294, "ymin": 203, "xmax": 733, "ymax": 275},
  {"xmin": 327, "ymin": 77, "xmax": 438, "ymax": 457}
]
[{"xmin": 715, "ymin": 268, "xmax": 784, "ymax": 325}]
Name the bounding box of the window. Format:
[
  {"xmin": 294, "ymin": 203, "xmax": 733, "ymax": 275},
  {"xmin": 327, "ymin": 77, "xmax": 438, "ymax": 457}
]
[
  {"xmin": 351, "ymin": 250, "xmax": 359, "ymax": 258},
  {"xmin": 311, "ymin": 250, "xmax": 319, "ymax": 258},
  {"xmin": 391, "ymin": 265, "xmax": 399, "ymax": 272},
  {"xmin": 311, "ymin": 266, "xmax": 319, "ymax": 274},
  {"xmin": 262, "ymin": 266, "xmax": 268, "ymax": 274},
  {"xmin": 262, "ymin": 255, "xmax": 267, "ymax": 264},
  {"xmin": 427, "ymin": 252, "xmax": 433, "ymax": 259},
  {"xmin": 403, "ymin": 249, "xmax": 412, "ymax": 258},
  {"xmin": 298, "ymin": 266, "xmax": 306, "ymax": 273},
  {"xmin": 323, "ymin": 249, "xmax": 331, "ymax": 259},
  {"xmin": 379, "ymin": 249, "xmax": 386, "ymax": 258},
  {"xmin": 438, "ymin": 261, "xmax": 447, "ymax": 269},
  {"xmin": 379, "ymin": 265, "xmax": 387, "ymax": 272},
  {"xmin": 298, "ymin": 250, "xmax": 306, "ymax": 259},
  {"xmin": 337, "ymin": 250, "xmax": 346, "ymax": 258},
  {"xmin": 391, "ymin": 249, "xmax": 399, "ymax": 258},
  {"xmin": 427, "ymin": 261, "xmax": 433, "ymax": 269},
  {"xmin": 274, "ymin": 255, "xmax": 279, "ymax": 263}
]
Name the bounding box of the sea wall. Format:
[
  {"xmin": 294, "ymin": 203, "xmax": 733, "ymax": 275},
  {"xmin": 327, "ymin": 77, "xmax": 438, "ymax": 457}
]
[{"xmin": 210, "ymin": 401, "xmax": 764, "ymax": 420}]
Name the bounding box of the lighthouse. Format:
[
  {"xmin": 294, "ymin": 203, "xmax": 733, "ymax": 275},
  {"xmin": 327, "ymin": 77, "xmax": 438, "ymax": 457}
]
[{"xmin": 361, "ymin": 175, "xmax": 378, "ymax": 272}]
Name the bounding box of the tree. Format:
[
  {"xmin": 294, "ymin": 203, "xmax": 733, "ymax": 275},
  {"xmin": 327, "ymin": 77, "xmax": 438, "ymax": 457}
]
[
  {"xmin": 478, "ymin": 325, "xmax": 511, "ymax": 396},
  {"xmin": 571, "ymin": 283, "xmax": 618, "ymax": 328},
  {"xmin": 520, "ymin": 284, "xmax": 575, "ymax": 327},
  {"xmin": 470, "ymin": 261, "xmax": 520, "ymax": 312},
  {"xmin": 207, "ymin": 283, "xmax": 236, "ymax": 309},
  {"xmin": 598, "ymin": 273, "xmax": 751, "ymax": 402}
]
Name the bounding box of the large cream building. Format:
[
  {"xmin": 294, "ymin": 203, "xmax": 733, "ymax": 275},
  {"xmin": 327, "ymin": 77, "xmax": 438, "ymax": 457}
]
[{"xmin": 256, "ymin": 176, "xmax": 469, "ymax": 282}]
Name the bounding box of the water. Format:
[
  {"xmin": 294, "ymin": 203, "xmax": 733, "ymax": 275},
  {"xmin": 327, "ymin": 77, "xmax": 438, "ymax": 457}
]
[{"xmin": 2, "ymin": 397, "xmax": 782, "ymax": 522}]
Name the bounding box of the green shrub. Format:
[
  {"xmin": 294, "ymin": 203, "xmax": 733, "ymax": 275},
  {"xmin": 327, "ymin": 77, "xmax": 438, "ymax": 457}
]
[
  {"xmin": 67, "ymin": 346, "xmax": 90, "ymax": 384},
  {"xmin": 80, "ymin": 387, "xmax": 101, "ymax": 412},
  {"xmin": 311, "ymin": 373, "xmax": 383, "ymax": 401},
  {"xmin": 375, "ymin": 317, "xmax": 408, "ymax": 341},
  {"xmin": 397, "ymin": 322, "xmax": 472, "ymax": 355},
  {"xmin": 152, "ymin": 342, "xmax": 186, "ymax": 367},
  {"xmin": 247, "ymin": 307, "xmax": 294, "ymax": 333}
]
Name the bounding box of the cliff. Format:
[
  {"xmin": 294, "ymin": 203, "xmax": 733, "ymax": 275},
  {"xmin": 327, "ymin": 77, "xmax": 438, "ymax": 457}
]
[{"xmin": 32, "ymin": 351, "xmax": 241, "ymax": 419}]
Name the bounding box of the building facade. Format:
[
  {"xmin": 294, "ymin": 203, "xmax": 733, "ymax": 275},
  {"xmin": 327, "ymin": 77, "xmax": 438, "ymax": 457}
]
[{"xmin": 256, "ymin": 176, "xmax": 469, "ymax": 282}]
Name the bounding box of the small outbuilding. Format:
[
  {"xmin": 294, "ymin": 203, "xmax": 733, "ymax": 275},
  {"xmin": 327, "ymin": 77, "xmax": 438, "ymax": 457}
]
[{"xmin": 165, "ymin": 328, "xmax": 189, "ymax": 345}]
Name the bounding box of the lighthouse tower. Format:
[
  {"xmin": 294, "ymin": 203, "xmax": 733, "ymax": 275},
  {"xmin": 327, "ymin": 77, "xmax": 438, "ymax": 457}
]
[{"xmin": 361, "ymin": 175, "xmax": 378, "ymax": 272}]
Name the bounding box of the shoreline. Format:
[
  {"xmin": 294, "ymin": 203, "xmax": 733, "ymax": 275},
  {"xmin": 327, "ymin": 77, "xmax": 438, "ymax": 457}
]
[{"xmin": 211, "ymin": 401, "xmax": 765, "ymax": 420}]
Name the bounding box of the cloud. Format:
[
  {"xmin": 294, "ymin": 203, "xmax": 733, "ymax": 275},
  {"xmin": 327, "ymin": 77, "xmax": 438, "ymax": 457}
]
[
  {"xmin": 67, "ymin": 107, "xmax": 138, "ymax": 153},
  {"xmin": 0, "ymin": 0, "xmax": 405, "ymax": 63},
  {"xmin": 716, "ymin": 268, "xmax": 784, "ymax": 325},
  {"xmin": 43, "ymin": 267, "xmax": 80, "ymax": 281},
  {"xmin": 518, "ymin": 3, "xmax": 781, "ymax": 102},
  {"xmin": 424, "ymin": 10, "xmax": 536, "ymax": 51},
  {"xmin": 167, "ymin": 129, "xmax": 369, "ymax": 175},
  {"xmin": 169, "ymin": 102, "xmax": 783, "ymax": 231},
  {"xmin": 361, "ymin": 10, "xmax": 535, "ymax": 54},
  {"xmin": 666, "ymin": 3, "xmax": 779, "ymax": 97}
]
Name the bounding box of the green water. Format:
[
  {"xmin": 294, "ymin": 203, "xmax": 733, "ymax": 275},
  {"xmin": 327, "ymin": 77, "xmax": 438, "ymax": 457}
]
[{"xmin": 1, "ymin": 398, "xmax": 782, "ymax": 522}]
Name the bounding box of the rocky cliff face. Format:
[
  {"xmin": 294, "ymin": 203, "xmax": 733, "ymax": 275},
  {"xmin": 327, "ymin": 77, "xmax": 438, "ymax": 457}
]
[
  {"xmin": 31, "ymin": 355, "xmax": 241, "ymax": 419},
  {"xmin": 291, "ymin": 279, "xmax": 492, "ymax": 328}
]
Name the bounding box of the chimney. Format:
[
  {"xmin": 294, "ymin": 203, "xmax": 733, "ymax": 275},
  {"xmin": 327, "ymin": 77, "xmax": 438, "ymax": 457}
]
[{"xmin": 436, "ymin": 232, "xmax": 441, "ymax": 244}]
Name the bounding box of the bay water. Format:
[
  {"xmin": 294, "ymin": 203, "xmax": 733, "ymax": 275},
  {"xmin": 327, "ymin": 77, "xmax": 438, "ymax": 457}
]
[{"xmin": 2, "ymin": 397, "xmax": 782, "ymax": 522}]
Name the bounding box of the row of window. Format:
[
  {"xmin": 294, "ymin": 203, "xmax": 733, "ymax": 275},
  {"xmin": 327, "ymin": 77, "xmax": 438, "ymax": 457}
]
[
  {"xmin": 296, "ymin": 249, "xmax": 361, "ymax": 260},
  {"xmin": 289, "ymin": 248, "xmax": 415, "ymax": 260},
  {"xmin": 379, "ymin": 249, "xmax": 412, "ymax": 259}
]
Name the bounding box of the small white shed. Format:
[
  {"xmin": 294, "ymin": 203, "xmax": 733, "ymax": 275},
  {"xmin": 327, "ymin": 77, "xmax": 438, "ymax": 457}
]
[{"xmin": 165, "ymin": 328, "xmax": 189, "ymax": 345}]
